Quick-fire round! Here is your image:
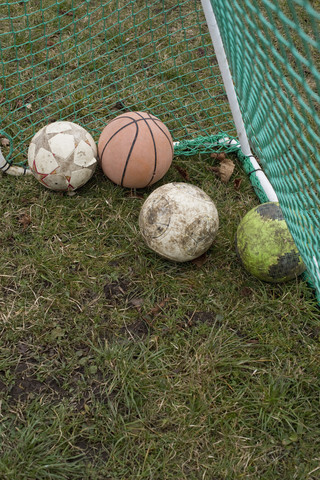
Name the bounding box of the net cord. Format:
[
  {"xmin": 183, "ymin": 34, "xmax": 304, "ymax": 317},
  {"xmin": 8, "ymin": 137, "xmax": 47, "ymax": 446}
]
[{"xmin": 200, "ymin": 0, "xmax": 278, "ymax": 203}]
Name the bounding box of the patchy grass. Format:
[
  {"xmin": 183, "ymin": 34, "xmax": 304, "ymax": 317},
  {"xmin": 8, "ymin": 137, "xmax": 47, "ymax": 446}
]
[
  {"xmin": 0, "ymin": 155, "xmax": 319, "ymax": 480},
  {"xmin": 0, "ymin": 1, "xmax": 319, "ymax": 479}
]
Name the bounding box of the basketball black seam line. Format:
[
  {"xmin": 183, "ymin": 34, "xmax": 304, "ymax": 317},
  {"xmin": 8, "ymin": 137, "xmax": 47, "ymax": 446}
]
[
  {"xmin": 147, "ymin": 113, "xmax": 174, "ymax": 155},
  {"xmin": 104, "ymin": 116, "xmax": 168, "ymax": 134},
  {"xmin": 136, "ymin": 112, "xmax": 157, "ymax": 187},
  {"xmin": 100, "ymin": 114, "xmax": 170, "ymax": 188},
  {"xmin": 99, "ymin": 116, "xmax": 139, "ymax": 161},
  {"xmin": 107, "ymin": 114, "xmax": 159, "ymax": 126},
  {"xmin": 120, "ymin": 118, "xmax": 139, "ymax": 187},
  {"xmin": 99, "ymin": 116, "xmax": 161, "ymax": 160},
  {"xmin": 105, "ymin": 117, "xmax": 158, "ymax": 134},
  {"xmin": 143, "ymin": 112, "xmax": 173, "ymax": 187},
  {"xmin": 99, "ymin": 116, "xmax": 139, "ymax": 186}
]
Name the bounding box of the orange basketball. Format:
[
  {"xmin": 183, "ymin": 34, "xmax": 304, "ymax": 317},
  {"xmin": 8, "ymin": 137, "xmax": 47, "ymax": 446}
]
[{"xmin": 98, "ymin": 111, "xmax": 173, "ymax": 188}]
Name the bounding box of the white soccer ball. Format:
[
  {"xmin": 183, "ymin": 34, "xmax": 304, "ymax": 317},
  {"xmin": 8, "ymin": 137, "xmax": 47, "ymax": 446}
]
[
  {"xmin": 28, "ymin": 121, "xmax": 97, "ymax": 191},
  {"xmin": 139, "ymin": 182, "xmax": 219, "ymax": 262}
]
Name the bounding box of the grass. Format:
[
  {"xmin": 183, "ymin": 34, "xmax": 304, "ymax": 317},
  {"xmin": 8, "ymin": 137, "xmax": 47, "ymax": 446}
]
[
  {"xmin": 1, "ymin": 0, "xmax": 320, "ymax": 479},
  {"xmin": 1, "ymin": 155, "xmax": 319, "ymax": 480}
]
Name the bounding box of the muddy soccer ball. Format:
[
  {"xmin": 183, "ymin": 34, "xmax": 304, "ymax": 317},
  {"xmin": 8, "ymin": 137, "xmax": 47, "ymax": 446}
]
[
  {"xmin": 235, "ymin": 202, "xmax": 305, "ymax": 282},
  {"xmin": 28, "ymin": 121, "xmax": 97, "ymax": 191},
  {"xmin": 139, "ymin": 182, "xmax": 219, "ymax": 262}
]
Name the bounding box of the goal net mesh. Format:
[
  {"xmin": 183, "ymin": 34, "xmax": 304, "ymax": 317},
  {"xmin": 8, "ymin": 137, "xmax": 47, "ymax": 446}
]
[
  {"xmin": 0, "ymin": 0, "xmax": 319, "ymax": 299},
  {"xmin": 212, "ymin": 0, "xmax": 319, "ymax": 300}
]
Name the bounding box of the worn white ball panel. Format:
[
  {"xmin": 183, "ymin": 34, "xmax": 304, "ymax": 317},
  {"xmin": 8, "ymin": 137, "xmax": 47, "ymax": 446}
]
[
  {"xmin": 46, "ymin": 121, "xmax": 73, "ymax": 134},
  {"xmin": 70, "ymin": 168, "xmax": 94, "ymax": 187},
  {"xmin": 44, "ymin": 174, "xmax": 69, "ymax": 190},
  {"xmin": 74, "ymin": 140, "xmax": 97, "ymax": 167},
  {"xmin": 28, "ymin": 121, "xmax": 97, "ymax": 192},
  {"xmin": 34, "ymin": 148, "xmax": 58, "ymax": 174},
  {"xmin": 139, "ymin": 182, "xmax": 219, "ymax": 262},
  {"xmin": 48, "ymin": 133, "xmax": 75, "ymax": 159}
]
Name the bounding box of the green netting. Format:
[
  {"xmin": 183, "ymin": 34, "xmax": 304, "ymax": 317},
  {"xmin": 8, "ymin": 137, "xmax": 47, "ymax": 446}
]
[
  {"xmin": 211, "ymin": 0, "xmax": 320, "ymax": 300},
  {"xmin": 0, "ymin": 0, "xmax": 235, "ymax": 167},
  {"xmin": 0, "ymin": 0, "xmax": 319, "ymax": 300}
]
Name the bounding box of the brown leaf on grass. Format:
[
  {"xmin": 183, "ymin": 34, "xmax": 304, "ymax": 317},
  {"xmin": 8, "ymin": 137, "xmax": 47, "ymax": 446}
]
[
  {"xmin": 59, "ymin": 9, "xmax": 74, "ymax": 16},
  {"xmin": 174, "ymin": 165, "xmax": 190, "ymax": 181},
  {"xmin": 210, "ymin": 152, "xmax": 226, "ymax": 161},
  {"xmin": 148, "ymin": 298, "xmax": 169, "ymax": 317},
  {"xmin": 113, "ymin": 101, "xmax": 129, "ymax": 112},
  {"xmin": 240, "ymin": 286, "xmax": 253, "ymax": 297},
  {"xmin": 142, "ymin": 298, "xmax": 169, "ymax": 328},
  {"xmin": 47, "ymin": 35, "xmax": 59, "ymax": 47},
  {"xmin": 0, "ymin": 137, "xmax": 10, "ymax": 147},
  {"xmin": 129, "ymin": 298, "xmax": 144, "ymax": 311},
  {"xmin": 211, "ymin": 157, "xmax": 235, "ymax": 184},
  {"xmin": 233, "ymin": 177, "xmax": 243, "ymax": 190},
  {"xmin": 18, "ymin": 213, "xmax": 31, "ymax": 230},
  {"xmin": 191, "ymin": 252, "xmax": 208, "ymax": 267}
]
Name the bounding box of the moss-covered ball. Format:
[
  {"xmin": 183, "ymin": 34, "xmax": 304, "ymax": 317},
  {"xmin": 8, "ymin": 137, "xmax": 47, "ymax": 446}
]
[{"xmin": 235, "ymin": 202, "xmax": 306, "ymax": 283}]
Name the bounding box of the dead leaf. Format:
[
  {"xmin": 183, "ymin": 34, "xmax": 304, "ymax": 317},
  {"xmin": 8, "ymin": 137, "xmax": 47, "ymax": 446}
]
[
  {"xmin": 233, "ymin": 177, "xmax": 243, "ymax": 190},
  {"xmin": 18, "ymin": 213, "xmax": 31, "ymax": 230},
  {"xmin": 191, "ymin": 252, "xmax": 208, "ymax": 267},
  {"xmin": 47, "ymin": 35, "xmax": 59, "ymax": 46},
  {"xmin": 240, "ymin": 286, "xmax": 253, "ymax": 297},
  {"xmin": 148, "ymin": 298, "xmax": 169, "ymax": 316},
  {"xmin": 212, "ymin": 157, "xmax": 235, "ymax": 184},
  {"xmin": 59, "ymin": 9, "xmax": 74, "ymax": 16},
  {"xmin": 113, "ymin": 101, "xmax": 129, "ymax": 111},
  {"xmin": 174, "ymin": 164, "xmax": 190, "ymax": 181},
  {"xmin": 0, "ymin": 137, "xmax": 10, "ymax": 147},
  {"xmin": 129, "ymin": 298, "xmax": 144, "ymax": 310},
  {"xmin": 210, "ymin": 152, "xmax": 226, "ymax": 161}
]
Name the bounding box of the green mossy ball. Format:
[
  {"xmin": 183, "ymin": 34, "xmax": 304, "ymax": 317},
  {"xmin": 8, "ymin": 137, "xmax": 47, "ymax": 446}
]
[{"xmin": 235, "ymin": 202, "xmax": 306, "ymax": 283}]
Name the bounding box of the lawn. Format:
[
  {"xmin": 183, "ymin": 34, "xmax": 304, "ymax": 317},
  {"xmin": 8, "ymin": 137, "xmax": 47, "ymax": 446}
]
[
  {"xmin": 0, "ymin": 1, "xmax": 319, "ymax": 479},
  {"xmin": 1, "ymin": 150, "xmax": 319, "ymax": 479}
]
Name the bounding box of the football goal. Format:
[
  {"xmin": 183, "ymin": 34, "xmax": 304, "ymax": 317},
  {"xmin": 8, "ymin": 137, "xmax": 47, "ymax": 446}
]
[{"xmin": 0, "ymin": 0, "xmax": 319, "ymax": 300}]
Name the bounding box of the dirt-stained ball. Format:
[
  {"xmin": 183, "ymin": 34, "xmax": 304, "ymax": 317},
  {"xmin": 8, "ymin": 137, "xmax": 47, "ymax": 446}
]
[
  {"xmin": 235, "ymin": 202, "xmax": 306, "ymax": 282},
  {"xmin": 28, "ymin": 121, "xmax": 97, "ymax": 191},
  {"xmin": 139, "ymin": 182, "xmax": 219, "ymax": 262}
]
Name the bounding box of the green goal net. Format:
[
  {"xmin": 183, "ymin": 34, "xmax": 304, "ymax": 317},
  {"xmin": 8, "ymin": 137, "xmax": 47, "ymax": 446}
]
[
  {"xmin": 0, "ymin": 0, "xmax": 319, "ymax": 300},
  {"xmin": 210, "ymin": 0, "xmax": 320, "ymax": 301},
  {"xmin": 0, "ymin": 0, "xmax": 236, "ymax": 164}
]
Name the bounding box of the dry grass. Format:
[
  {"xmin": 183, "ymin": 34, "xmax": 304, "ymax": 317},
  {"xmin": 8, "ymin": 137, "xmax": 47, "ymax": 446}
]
[
  {"xmin": 0, "ymin": 1, "xmax": 319, "ymax": 479},
  {"xmin": 1, "ymin": 155, "xmax": 319, "ymax": 479}
]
